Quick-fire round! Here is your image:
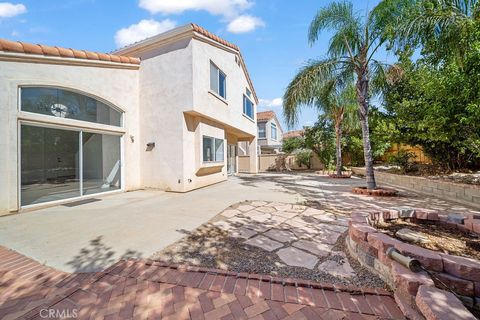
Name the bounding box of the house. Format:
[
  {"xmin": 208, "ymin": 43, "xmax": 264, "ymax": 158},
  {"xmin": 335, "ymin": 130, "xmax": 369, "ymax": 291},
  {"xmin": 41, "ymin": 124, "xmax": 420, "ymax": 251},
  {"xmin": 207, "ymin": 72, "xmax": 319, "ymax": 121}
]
[
  {"xmin": 0, "ymin": 23, "xmax": 259, "ymax": 215},
  {"xmin": 283, "ymin": 130, "xmax": 304, "ymax": 140},
  {"xmin": 256, "ymin": 111, "xmax": 283, "ymax": 154}
]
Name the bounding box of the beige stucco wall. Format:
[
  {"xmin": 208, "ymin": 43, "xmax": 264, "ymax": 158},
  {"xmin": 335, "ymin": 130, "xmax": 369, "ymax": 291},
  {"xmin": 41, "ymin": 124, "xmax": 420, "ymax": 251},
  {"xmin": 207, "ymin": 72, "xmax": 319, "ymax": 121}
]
[
  {"xmin": 0, "ymin": 28, "xmax": 259, "ymax": 214},
  {"xmin": 0, "ymin": 58, "xmax": 140, "ymax": 215},
  {"xmin": 135, "ymin": 38, "xmax": 194, "ymax": 192}
]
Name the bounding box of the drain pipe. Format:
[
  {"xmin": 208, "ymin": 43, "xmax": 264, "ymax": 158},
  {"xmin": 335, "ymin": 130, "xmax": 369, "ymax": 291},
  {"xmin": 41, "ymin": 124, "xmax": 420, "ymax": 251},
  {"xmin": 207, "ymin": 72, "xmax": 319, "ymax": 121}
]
[{"xmin": 386, "ymin": 248, "xmax": 422, "ymax": 272}]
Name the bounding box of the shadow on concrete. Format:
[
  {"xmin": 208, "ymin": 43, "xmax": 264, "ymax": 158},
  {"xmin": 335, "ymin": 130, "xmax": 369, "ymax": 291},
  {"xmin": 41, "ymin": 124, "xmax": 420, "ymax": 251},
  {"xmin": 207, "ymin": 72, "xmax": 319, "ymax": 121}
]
[{"xmin": 66, "ymin": 236, "xmax": 142, "ymax": 272}]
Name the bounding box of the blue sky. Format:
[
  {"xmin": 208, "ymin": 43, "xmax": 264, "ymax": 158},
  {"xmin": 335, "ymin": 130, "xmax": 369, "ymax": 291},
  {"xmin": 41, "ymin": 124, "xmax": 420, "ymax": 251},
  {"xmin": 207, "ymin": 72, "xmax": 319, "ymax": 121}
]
[{"xmin": 0, "ymin": 0, "xmax": 393, "ymax": 131}]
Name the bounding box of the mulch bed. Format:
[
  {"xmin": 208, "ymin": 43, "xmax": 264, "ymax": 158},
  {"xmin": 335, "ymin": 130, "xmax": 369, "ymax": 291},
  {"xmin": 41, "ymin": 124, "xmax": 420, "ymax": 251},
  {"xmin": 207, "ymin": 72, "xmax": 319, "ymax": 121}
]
[{"xmin": 376, "ymin": 219, "xmax": 480, "ymax": 260}]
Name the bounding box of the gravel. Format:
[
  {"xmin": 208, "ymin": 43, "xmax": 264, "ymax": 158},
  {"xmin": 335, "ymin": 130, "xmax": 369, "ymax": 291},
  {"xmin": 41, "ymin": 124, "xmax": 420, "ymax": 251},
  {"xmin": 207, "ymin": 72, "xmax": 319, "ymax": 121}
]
[{"xmin": 150, "ymin": 211, "xmax": 389, "ymax": 290}]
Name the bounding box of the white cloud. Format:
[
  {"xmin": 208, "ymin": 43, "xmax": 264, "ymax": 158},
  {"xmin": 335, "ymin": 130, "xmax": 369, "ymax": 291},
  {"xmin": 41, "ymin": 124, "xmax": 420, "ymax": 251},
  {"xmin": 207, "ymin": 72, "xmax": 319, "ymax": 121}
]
[
  {"xmin": 0, "ymin": 2, "xmax": 26, "ymax": 18},
  {"xmin": 139, "ymin": 0, "xmax": 252, "ymax": 18},
  {"xmin": 227, "ymin": 15, "xmax": 264, "ymax": 33},
  {"xmin": 115, "ymin": 19, "xmax": 177, "ymax": 48},
  {"xmin": 259, "ymin": 98, "xmax": 283, "ymax": 108}
]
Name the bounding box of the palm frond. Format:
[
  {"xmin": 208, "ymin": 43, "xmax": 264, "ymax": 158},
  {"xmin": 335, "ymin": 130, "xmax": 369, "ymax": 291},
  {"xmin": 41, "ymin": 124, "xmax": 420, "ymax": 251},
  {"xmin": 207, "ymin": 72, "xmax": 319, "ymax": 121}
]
[
  {"xmin": 308, "ymin": 1, "xmax": 361, "ymax": 46},
  {"xmin": 283, "ymin": 58, "xmax": 344, "ymax": 127}
]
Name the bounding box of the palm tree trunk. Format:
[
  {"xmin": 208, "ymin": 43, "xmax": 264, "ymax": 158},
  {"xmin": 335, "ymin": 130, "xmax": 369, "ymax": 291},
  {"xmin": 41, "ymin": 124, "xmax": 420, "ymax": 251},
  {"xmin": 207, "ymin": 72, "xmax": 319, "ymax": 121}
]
[
  {"xmin": 356, "ymin": 71, "xmax": 377, "ymax": 190},
  {"xmin": 335, "ymin": 120, "xmax": 342, "ymax": 176}
]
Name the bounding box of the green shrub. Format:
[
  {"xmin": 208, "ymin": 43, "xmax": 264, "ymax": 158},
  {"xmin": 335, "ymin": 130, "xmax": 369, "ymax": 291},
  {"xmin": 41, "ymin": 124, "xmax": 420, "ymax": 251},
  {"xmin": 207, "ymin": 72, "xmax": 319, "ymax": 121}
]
[
  {"xmin": 294, "ymin": 149, "xmax": 313, "ymax": 169},
  {"xmin": 387, "ymin": 150, "xmax": 416, "ymax": 173}
]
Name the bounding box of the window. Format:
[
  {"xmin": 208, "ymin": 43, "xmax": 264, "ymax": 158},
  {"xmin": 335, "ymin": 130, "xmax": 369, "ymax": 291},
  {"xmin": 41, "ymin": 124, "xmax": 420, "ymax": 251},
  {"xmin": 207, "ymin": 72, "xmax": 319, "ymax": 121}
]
[
  {"xmin": 246, "ymin": 88, "xmax": 252, "ymax": 98},
  {"xmin": 271, "ymin": 123, "xmax": 278, "ymax": 140},
  {"xmin": 243, "ymin": 95, "xmax": 254, "ymax": 119},
  {"xmin": 258, "ymin": 122, "xmax": 266, "ymax": 139},
  {"xmin": 203, "ymin": 136, "xmax": 224, "ymax": 162},
  {"xmin": 21, "ymin": 124, "xmax": 121, "ymax": 206},
  {"xmin": 21, "ymin": 87, "xmax": 122, "ymax": 127},
  {"xmin": 210, "ymin": 62, "xmax": 226, "ymax": 99}
]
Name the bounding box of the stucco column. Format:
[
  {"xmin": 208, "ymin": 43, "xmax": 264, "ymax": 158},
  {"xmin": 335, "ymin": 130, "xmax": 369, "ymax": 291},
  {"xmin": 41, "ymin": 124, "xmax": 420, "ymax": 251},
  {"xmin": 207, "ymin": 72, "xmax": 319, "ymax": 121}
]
[{"xmin": 248, "ymin": 138, "xmax": 258, "ymax": 174}]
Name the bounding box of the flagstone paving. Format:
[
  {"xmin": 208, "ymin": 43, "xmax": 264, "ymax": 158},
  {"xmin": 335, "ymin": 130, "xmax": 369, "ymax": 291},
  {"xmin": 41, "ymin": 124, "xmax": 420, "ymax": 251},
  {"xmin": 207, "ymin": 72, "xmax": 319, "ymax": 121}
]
[
  {"xmin": 0, "ymin": 245, "xmax": 405, "ymax": 319},
  {"xmin": 153, "ymin": 200, "xmax": 369, "ymax": 288}
]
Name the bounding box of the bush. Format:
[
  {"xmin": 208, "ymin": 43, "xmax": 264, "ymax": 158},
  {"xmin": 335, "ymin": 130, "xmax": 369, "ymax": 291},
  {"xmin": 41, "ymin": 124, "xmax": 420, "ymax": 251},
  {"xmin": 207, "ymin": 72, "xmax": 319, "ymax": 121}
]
[
  {"xmin": 294, "ymin": 149, "xmax": 313, "ymax": 169},
  {"xmin": 282, "ymin": 137, "xmax": 305, "ymax": 154},
  {"xmin": 387, "ymin": 150, "xmax": 416, "ymax": 173}
]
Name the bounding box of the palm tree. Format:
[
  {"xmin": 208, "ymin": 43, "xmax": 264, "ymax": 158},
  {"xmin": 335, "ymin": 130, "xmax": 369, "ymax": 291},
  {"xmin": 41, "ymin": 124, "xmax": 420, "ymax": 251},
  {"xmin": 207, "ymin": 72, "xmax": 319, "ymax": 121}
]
[
  {"xmin": 284, "ymin": 77, "xmax": 357, "ymax": 176},
  {"xmin": 284, "ymin": 1, "xmax": 391, "ymax": 189}
]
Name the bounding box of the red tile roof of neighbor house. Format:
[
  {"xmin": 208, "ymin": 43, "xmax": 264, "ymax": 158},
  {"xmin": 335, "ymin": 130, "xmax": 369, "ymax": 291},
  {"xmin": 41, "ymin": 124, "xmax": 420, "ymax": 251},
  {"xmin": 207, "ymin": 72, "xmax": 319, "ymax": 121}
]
[
  {"xmin": 257, "ymin": 111, "xmax": 276, "ymax": 121},
  {"xmin": 283, "ymin": 130, "xmax": 304, "ymax": 139},
  {"xmin": 0, "ymin": 38, "xmax": 141, "ymax": 65}
]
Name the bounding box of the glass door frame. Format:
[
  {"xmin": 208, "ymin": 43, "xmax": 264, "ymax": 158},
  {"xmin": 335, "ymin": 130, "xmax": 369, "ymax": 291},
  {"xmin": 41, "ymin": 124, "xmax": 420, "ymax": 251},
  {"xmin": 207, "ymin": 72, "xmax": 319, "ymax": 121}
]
[
  {"xmin": 18, "ymin": 120, "xmax": 124, "ymax": 209},
  {"xmin": 227, "ymin": 144, "xmax": 237, "ymax": 176}
]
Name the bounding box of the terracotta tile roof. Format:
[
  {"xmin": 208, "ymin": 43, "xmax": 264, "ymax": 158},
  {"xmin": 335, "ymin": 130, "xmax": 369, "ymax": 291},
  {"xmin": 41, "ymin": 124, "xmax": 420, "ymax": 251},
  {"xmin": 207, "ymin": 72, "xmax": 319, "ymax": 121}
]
[
  {"xmin": 257, "ymin": 111, "xmax": 276, "ymax": 121},
  {"xmin": 191, "ymin": 23, "xmax": 239, "ymax": 51},
  {"xmin": 190, "ymin": 23, "xmax": 258, "ymax": 104},
  {"xmin": 0, "ymin": 38, "xmax": 140, "ymax": 65},
  {"xmin": 283, "ymin": 130, "xmax": 304, "ymax": 139}
]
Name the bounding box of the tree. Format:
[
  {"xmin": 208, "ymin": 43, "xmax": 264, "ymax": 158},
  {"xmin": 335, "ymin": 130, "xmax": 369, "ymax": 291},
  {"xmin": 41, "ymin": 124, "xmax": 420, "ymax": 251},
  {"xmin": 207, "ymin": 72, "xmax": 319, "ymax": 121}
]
[
  {"xmin": 283, "ymin": 1, "xmax": 393, "ymax": 189},
  {"xmin": 282, "ymin": 137, "xmax": 305, "ymax": 154},
  {"xmin": 284, "ymin": 77, "xmax": 357, "ymax": 175},
  {"xmin": 304, "ymin": 116, "xmax": 337, "ymax": 171},
  {"xmin": 389, "ymin": 0, "xmax": 480, "ymax": 67}
]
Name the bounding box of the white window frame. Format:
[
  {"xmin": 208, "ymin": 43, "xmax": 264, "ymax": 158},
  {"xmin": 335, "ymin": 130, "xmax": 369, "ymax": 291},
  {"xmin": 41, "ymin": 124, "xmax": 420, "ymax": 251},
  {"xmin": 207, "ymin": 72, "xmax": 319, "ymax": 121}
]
[
  {"xmin": 271, "ymin": 123, "xmax": 278, "ymax": 141},
  {"xmin": 17, "ymin": 86, "xmax": 125, "ymax": 210},
  {"xmin": 258, "ymin": 122, "xmax": 266, "ymax": 139},
  {"xmin": 243, "ymin": 94, "xmax": 254, "ymax": 119},
  {"xmin": 202, "ymin": 135, "xmax": 225, "ymax": 163},
  {"xmin": 210, "ymin": 61, "xmax": 227, "ymax": 99}
]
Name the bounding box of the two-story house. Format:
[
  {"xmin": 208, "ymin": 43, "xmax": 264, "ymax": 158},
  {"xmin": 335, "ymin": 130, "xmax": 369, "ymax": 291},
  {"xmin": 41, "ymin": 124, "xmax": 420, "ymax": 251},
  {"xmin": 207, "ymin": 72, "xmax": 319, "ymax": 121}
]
[
  {"xmin": 257, "ymin": 111, "xmax": 283, "ymax": 154},
  {"xmin": 0, "ymin": 23, "xmax": 258, "ymax": 215}
]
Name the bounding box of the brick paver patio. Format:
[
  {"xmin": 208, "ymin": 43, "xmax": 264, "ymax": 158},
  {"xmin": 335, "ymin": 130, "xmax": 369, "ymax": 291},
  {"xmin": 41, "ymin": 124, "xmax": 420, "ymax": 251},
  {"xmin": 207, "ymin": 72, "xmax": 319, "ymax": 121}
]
[{"xmin": 0, "ymin": 246, "xmax": 405, "ymax": 319}]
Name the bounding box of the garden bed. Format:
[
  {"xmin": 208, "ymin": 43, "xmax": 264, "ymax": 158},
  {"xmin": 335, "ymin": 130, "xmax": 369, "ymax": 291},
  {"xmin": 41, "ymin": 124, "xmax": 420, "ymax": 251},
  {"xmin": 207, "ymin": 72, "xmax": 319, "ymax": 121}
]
[
  {"xmin": 376, "ymin": 165, "xmax": 480, "ymax": 186},
  {"xmin": 376, "ymin": 219, "xmax": 480, "ymax": 260}
]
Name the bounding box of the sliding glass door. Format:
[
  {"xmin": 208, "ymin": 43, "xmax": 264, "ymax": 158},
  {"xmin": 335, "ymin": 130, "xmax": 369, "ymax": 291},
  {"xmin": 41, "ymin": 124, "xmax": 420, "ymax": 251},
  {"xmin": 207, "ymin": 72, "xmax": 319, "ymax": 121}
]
[{"xmin": 20, "ymin": 124, "xmax": 121, "ymax": 206}]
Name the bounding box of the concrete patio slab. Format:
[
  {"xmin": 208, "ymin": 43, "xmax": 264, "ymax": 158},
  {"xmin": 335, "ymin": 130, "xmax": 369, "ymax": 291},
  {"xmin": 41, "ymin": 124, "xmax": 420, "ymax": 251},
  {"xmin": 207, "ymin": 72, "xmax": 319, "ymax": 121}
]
[{"xmin": 0, "ymin": 177, "xmax": 302, "ymax": 273}]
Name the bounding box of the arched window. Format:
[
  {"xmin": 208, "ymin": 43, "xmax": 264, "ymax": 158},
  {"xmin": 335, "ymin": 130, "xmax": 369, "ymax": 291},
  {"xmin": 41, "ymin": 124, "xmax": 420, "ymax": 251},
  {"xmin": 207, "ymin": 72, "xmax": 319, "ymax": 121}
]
[{"xmin": 21, "ymin": 87, "xmax": 122, "ymax": 127}]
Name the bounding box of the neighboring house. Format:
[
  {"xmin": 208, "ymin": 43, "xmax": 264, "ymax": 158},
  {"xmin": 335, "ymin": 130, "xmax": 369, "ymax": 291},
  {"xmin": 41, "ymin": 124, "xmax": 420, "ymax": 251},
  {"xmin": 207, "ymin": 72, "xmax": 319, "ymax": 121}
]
[
  {"xmin": 0, "ymin": 23, "xmax": 259, "ymax": 215},
  {"xmin": 257, "ymin": 111, "xmax": 283, "ymax": 154}
]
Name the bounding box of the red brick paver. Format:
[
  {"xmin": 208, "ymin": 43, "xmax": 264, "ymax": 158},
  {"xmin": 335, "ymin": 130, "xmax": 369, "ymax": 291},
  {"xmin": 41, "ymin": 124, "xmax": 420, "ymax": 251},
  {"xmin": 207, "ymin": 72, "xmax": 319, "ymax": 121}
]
[{"xmin": 0, "ymin": 246, "xmax": 405, "ymax": 319}]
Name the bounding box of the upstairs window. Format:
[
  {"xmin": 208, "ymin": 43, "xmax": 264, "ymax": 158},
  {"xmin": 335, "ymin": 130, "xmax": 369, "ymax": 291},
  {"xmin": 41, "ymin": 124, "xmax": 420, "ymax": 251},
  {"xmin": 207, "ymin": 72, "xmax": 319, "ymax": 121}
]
[
  {"xmin": 271, "ymin": 123, "xmax": 278, "ymax": 140},
  {"xmin": 243, "ymin": 95, "xmax": 254, "ymax": 119},
  {"xmin": 258, "ymin": 122, "xmax": 266, "ymax": 139},
  {"xmin": 203, "ymin": 136, "xmax": 224, "ymax": 162},
  {"xmin": 210, "ymin": 62, "xmax": 226, "ymax": 99}
]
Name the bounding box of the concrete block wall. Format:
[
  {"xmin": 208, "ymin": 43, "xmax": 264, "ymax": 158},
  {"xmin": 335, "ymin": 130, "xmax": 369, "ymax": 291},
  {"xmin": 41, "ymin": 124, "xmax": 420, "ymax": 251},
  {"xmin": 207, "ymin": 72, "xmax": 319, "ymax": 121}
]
[{"xmin": 351, "ymin": 167, "xmax": 480, "ymax": 209}]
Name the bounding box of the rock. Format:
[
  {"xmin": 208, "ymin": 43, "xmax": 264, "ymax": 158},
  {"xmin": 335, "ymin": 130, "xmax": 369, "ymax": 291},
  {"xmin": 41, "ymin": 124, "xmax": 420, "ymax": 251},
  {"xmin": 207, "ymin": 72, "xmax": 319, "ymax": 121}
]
[
  {"xmin": 318, "ymin": 253, "xmax": 355, "ymax": 279},
  {"xmin": 447, "ymin": 213, "xmax": 465, "ymax": 225},
  {"xmin": 276, "ymin": 247, "xmax": 319, "ymax": 269},
  {"xmin": 396, "ymin": 228, "xmax": 431, "ymax": 244}
]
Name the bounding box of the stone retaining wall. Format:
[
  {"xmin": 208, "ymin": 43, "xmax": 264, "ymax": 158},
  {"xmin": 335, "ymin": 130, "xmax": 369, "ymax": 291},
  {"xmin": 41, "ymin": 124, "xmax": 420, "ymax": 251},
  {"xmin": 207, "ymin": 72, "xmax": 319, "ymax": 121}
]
[
  {"xmin": 351, "ymin": 167, "xmax": 480, "ymax": 209},
  {"xmin": 347, "ymin": 209, "xmax": 479, "ymax": 319}
]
